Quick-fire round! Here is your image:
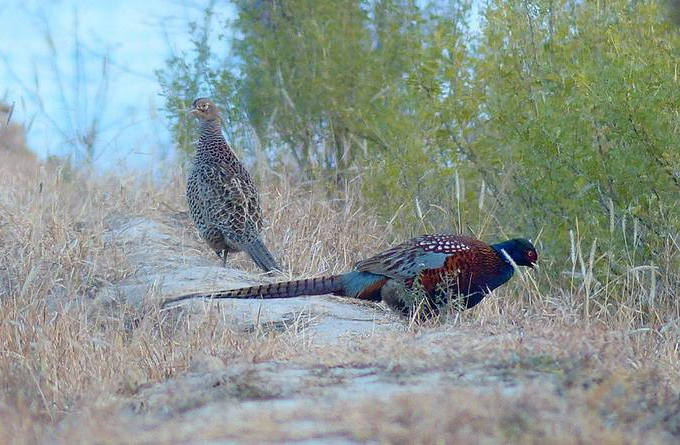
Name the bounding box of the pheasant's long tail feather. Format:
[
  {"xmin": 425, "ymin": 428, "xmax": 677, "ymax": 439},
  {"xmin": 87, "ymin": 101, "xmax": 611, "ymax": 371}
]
[
  {"xmin": 242, "ymin": 238, "xmax": 280, "ymax": 272},
  {"xmin": 162, "ymin": 275, "xmax": 345, "ymax": 307}
]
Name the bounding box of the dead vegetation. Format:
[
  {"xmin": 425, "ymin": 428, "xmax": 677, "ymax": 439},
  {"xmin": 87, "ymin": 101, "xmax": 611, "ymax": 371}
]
[{"xmin": 0, "ymin": 151, "xmax": 679, "ymax": 444}]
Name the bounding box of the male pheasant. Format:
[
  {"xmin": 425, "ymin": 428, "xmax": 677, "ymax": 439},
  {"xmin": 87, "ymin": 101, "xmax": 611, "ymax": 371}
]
[
  {"xmin": 186, "ymin": 98, "xmax": 280, "ymax": 272},
  {"xmin": 165, "ymin": 234, "xmax": 537, "ymax": 315}
]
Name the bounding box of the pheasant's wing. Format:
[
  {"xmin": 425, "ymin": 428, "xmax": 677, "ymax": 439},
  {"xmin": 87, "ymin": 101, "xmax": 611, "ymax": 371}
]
[
  {"xmin": 354, "ymin": 234, "xmax": 482, "ymax": 280},
  {"xmin": 354, "ymin": 247, "xmax": 448, "ymax": 280},
  {"xmin": 196, "ymin": 164, "xmax": 263, "ymax": 243}
]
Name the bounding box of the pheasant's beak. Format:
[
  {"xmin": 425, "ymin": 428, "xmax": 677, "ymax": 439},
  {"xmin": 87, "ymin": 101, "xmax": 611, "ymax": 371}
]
[{"xmin": 530, "ymin": 261, "xmax": 539, "ymax": 270}]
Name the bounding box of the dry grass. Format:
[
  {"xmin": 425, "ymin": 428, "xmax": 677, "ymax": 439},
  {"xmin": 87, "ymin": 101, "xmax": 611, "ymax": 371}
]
[{"xmin": 0, "ymin": 150, "xmax": 679, "ymax": 444}]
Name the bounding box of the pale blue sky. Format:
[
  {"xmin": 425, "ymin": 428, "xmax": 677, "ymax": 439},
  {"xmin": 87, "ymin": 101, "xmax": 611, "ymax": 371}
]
[
  {"xmin": 0, "ymin": 0, "xmax": 233, "ymax": 168},
  {"xmin": 0, "ymin": 1, "xmax": 481, "ymax": 169}
]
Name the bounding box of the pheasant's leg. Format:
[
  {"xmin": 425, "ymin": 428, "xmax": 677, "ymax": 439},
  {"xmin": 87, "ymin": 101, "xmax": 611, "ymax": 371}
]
[{"xmin": 222, "ymin": 250, "xmax": 228, "ymax": 268}]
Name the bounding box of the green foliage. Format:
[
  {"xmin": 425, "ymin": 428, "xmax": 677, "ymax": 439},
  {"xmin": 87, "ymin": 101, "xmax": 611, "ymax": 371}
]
[
  {"xmin": 158, "ymin": 0, "xmax": 680, "ymax": 283},
  {"xmin": 232, "ymin": 0, "xmax": 464, "ymax": 179},
  {"xmin": 229, "ymin": 0, "xmax": 480, "ymax": 237},
  {"xmin": 471, "ymin": 0, "xmax": 680, "ymax": 265}
]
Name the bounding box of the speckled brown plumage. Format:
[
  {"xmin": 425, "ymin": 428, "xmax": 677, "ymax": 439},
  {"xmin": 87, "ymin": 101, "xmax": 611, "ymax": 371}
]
[
  {"xmin": 187, "ymin": 98, "xmax": 279, "ymax": 272},
  {"xmin": 165, "ymin": 234, "xmax": 538, "ymax": 317}
]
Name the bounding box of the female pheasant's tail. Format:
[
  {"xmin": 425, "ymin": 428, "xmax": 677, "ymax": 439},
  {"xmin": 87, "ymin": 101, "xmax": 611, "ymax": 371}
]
[
  {"xmin": 162, "ymin": 275, "xmax": 345, "ymax": 307},
  {"xmin": 243, "ymin": 238, "xmax": 280, "ymax": 272}
]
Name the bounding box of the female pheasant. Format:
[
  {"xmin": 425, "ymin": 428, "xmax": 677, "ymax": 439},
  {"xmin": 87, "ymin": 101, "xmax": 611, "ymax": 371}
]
[
  {"xmin": 165, "ymin": 235, "xmax": 538, "ymax": 315},
  {"xmin": 187, "ymin": 98, "xmax": 279, "ymax": 272}
]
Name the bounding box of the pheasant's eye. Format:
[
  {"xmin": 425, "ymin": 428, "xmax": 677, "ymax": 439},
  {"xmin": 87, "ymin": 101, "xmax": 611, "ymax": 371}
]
[{"xmin": 526, "ymin": 250, "xmax": 537, "ymax": 261}]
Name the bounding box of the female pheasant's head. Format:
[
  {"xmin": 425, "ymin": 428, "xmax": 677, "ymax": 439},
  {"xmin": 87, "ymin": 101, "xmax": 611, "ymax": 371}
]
[
  {"xmin": 191, "ymin": 98, "xmax": 221, "ymax": 122},
  {"xmin": 492, "ymin": 238, "xmax": 538, "ymax": 268}
]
